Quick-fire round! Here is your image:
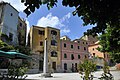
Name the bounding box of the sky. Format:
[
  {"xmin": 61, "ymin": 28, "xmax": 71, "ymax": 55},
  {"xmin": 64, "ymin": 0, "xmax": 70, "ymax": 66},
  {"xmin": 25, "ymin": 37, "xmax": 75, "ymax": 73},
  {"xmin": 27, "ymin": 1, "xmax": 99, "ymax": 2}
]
[{"xmin": 2, "ymin": 0, "xmax": 94, "ymax": 40}]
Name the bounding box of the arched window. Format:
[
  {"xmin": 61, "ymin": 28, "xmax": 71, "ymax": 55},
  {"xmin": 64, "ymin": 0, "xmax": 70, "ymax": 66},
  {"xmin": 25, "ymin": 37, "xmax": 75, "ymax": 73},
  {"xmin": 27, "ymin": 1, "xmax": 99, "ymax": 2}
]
[
  {"xmin": 64, "ymin": 53, "xmax": 67, "ymax": 58},
  {"xmin": 51, "ymin": 51, "xmax": 57, "ymax": 57},
  {"xmin": 71, "ymin": 54, "xmax": 74, "ymax": 60},
  {"xmin": 51, "ymin": 40, "xmax": 57, "ymax": 46},
  {"xmin": 64, "ymin": 63, "xmax": 67, "ymax": 70}
]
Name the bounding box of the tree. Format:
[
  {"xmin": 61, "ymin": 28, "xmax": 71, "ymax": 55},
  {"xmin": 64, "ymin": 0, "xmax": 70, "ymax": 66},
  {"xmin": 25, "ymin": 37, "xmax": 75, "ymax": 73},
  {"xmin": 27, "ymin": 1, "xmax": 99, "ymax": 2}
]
[
  {"xmin": 78, "ymin": 59, "xmax": 96, "ymax": 80},
  {"xmin": 21, "ymin": 0, "xmax": 119, "ymax": 34},
  {"xmin": 15, "ymin": 45, "xmax": 32, "ymax": 55},
  {"xmin": 21, "ymin": 0, "xmax": 119, "ymax": 44},
  {"xmin": 21, "ymin": 0, "xmax": 120, "ymax": 60},
  {"xmin": 98, "ymin": 26, "xmax": 120, "ymax": 63}
]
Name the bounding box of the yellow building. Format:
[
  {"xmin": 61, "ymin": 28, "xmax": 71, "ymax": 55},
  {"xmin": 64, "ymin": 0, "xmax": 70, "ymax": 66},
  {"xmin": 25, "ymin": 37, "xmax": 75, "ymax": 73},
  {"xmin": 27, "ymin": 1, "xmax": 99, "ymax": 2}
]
[{"xmin": 28, "ymin": 26, "xmax": 61, "ymax": 73}]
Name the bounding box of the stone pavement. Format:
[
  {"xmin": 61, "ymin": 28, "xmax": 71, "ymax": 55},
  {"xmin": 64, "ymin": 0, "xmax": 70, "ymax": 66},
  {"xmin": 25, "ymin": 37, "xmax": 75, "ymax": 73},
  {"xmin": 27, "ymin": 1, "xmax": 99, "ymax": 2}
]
[{"xmin": 26, "ymin": 70, "xmax": 120, "ymax": 80}]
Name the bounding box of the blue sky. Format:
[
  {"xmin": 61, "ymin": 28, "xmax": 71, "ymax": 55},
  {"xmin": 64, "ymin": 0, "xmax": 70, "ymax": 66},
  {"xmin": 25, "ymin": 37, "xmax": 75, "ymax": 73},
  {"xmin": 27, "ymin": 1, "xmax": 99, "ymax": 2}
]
[{"xmin": 3, "ymin": 0, "xmax": 94, "ymax": 40}]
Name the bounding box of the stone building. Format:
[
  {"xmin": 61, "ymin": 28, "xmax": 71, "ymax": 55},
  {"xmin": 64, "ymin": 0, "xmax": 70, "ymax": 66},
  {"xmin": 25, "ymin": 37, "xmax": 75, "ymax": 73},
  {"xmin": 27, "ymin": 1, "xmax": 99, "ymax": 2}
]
[{"xmin": 28, "ymin": 26, "xmax": 61, "ymax": 73}]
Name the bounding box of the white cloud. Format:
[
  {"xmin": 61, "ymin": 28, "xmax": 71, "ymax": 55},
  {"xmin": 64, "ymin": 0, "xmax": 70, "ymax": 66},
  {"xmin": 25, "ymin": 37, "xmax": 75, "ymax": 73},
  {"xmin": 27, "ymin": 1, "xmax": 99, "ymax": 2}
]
[
  {"xmin": 37, "ymin": 13, "xmax": 71, "ymax": 35},
  {"xmin": 61, "ymin": 28, "xmax": 70, "ymax": 34},
  {"xmin": 60, "ymin": 12, "xmax": 71, "ymax": 23},
  {"xmin": 1, "ymin": 0, "xmax": 25, "ymax": 12}
]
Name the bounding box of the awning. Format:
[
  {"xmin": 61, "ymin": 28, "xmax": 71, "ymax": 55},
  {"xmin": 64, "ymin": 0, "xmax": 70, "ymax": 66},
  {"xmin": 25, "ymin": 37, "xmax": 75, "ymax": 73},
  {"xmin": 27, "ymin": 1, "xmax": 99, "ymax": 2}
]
[
  {"xmin": 0, "ymin": 50, "xmax": 31, "ymax": 59},
  {"xmin": 0, "ymin": 50, "xmax": 14, "ymax": 58}
]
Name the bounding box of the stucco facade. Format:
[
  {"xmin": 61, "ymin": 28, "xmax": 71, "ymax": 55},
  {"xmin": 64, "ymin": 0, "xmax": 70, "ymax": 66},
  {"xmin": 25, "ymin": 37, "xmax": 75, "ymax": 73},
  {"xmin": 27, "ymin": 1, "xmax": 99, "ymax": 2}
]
[
  {"xmin": 28, "ymin": 26, "xmax": 61, "ymax": 73},
  {"xmin": 60, "ymin": 36, "xmax": 89, "ymax": 72},
  {"xmin": 17, "ymin": 17, "xmax": 27, "ymax": 46},
  {"xmin": 82, "ymin": 35, "xmax": 110, "ymax": 67},
  {"xmin": 0, "ymin": 2, "xmax": 19, "ymax": 45}
]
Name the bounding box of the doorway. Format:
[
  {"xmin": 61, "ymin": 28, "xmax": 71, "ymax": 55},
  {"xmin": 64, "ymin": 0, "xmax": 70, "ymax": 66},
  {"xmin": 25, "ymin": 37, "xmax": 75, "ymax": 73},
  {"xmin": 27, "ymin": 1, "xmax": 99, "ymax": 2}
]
[{"xmin": 52, "ymin": 62, "xmax": 56, "ymax": 70}]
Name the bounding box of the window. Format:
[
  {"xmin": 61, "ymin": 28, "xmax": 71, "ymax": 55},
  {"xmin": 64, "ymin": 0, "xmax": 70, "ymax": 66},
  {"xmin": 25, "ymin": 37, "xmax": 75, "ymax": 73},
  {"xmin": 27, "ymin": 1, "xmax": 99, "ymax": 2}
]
[
  {"xmin": 78, "ymin": 55, "xmax": 81, "ymax": 59},
  {"xmin": 51, "ymin": 30, "xmax": 57, "ymax": 35},
  {"xmin": 10, "ymin": 13, "xmax": 13, "ymax": 16},
  {"xmin": 38, "ymin": 30, "xmax": 44, "ymax": 35},
  {"xmin": 71, "ymin": 45, "xmax": 73, "ymax": 49},
  {"xmin": 93, "ymin": 53, "xmax": 95, "ymax": 57},
  {"xmin": 83, "ymin": 42, "xmax": 84, "ymax": 44},
  {"xmin": 20, "ymin": 23, "xmax": 22, "ymax": 27},
  {"xmin": 78, "ymin": 41, "xmax": 80, "ymax": 43},
  {"xmin": 84, "ymin": 47, "xmax": 86, "ymax": 51},
  {"xmin": 85, "ymin": 55, "xmax": 87, "ymax": 58},
  {"xmin": 64, "ymin": 53, "xmax": 67, "ymax": 58},
  {"xmin": 71, "ymin": 54, "xmax": 74, "ymax": 60},
  {"xmin": 9, "ymin": 33, "xmax": 13, "ymax": 41},
  {"xmin": 64, "ymin": 43, "xmax": 66, "ymax": 47},
  {"xmin": 51, "ymin": 40, "xmax": 57, "ymax": 46},
  {"xmin": 40, "ymin": 41, "xmax": 43, "ymax": 46},
  {"xmin": 64, "ymin": 63, "xmax": 67, "ymax": 70},
  {"xmin": 86, "ymin": 42, "xmax": 88, "ymax": 44},
  {"xmin": 51, "ymin": 51, "xmax": 57, "ymax": 57},
  {"xmin": 78, "ymin": 46, "xmax": 80, "ymax": 49},
  {"xmin": 93, "ymin": 48, "xmax": 94, "ymax": 50}
]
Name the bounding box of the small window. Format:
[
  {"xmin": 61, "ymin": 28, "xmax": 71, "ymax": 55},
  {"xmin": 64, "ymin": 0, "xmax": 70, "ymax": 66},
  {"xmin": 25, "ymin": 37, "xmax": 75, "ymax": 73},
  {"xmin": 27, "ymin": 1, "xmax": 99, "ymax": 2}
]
[
  {"xmin": 64, "ymin": 53, "xmax": 67, "ymax": 58},
  {"xmin": 38, "ymin": 30, "xmax": 44, "ymax": 35},
  {"xmin": 51, "ymin": 51, "xmax": 57, "ymax": 57},
  {"xmin": 20, "ymin": 23, "xmax": 22, "ymax": 27},
  {"xmin": 10, "ymin": 13, "xmax": 13, "ymax": 16},
  {"xmin": 71, "ymin": 54, "xmax": 74, "ymax": 60},
  {"xmin": 9, "ymin": 33, "xmax": 13, "ymax": 41},
  {"xmin": 84, "ymin": 47, "xmax": 86, "ymax": 51},
  {"xmin": 83, "ymin": 42, "xmax": 84, "ymax": 44},
  {"xmin": 78, "ymin": 46, "xmax": 80, "ymax": 49},
  {"xmin": 40, "ymin": 41, "xmax": 43, "ymax": 46},
  {"xmin": 93, "ymin": 48, "xmax": 94, "ymax": 50},
  {"xmin": 85, "ymin": 55, "xmax": 87, "ymax": 58},
  {"xmin": 51, "ymin": 30, "xmax": 57, "ymax": 35},
  {"xmin": 63, "ymin": 38, "xmax": 65, "ymax": 40},
  {"xmin": 51, "ymin": 40, "xmax": 57, "ymax": 46},
  {"xmin": 86, "ymin": 42, "xmax": 88, "ymax": 44},
  {"xmin": 78, "ymin": 55, "xmax": 80, "ymax": 59},
  {"xmin": 93, "ymin": 53, "xmax": 95, "ymax": 57},
  {"xmin": 71, "ymin": 45, "xmax": 73, "ymax": 49},
  {"xmin": 64, "ymin": 43, "xmax": 66, "ymax": 47},
  {"xmin": 78, "ymin": 41, "xmax": 80, "ymax": 43}
]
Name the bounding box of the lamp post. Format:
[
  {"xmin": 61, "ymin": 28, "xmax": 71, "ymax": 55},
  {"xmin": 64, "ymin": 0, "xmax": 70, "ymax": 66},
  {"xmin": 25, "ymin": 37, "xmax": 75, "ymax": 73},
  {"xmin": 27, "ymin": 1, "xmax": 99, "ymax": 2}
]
[{"xmin": 41, "ymin": 38, "xmax": 52, "ymax": 77}]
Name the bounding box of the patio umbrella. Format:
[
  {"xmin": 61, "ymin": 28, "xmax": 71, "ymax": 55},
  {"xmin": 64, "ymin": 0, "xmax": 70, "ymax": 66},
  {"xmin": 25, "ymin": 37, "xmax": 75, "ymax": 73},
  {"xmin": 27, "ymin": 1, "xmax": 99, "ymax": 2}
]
[
  {"xmin": 0, "ymin": 50, "xmax": 31, "ymax": 59},
  {"xmin": 0, "ymin": 50, "xmax": 15, "ymax": 58},
  {"xmin": 5, "ymin": 51, "xmax": 31, "ymax": 59}
]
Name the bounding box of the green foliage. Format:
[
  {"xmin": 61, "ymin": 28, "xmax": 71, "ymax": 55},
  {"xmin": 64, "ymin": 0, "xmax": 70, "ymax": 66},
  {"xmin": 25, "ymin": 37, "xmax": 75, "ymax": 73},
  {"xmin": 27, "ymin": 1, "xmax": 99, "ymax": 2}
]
[
  {"xmin": 15, "ymin": 45, "xmax": 32, "ymax": 55},
  {"xmin": 78, "ymin": 59, "xmax": 96, "ymax": 80},
  {"xmin": 98, "ymin": 26, "xmax": 120, "ymax": 63},
  {"xmin": 98, "ymin": 26, "xmax": 120, "ymax": 53},
  {"xmin": 0, "ymin": 40, "xmax": 14, "ymax": 51},
  {"xmin": 21, "ymin": 0, "xmax": 57, "ymax": 16},
  {"xmin": 8, "ymin": 63, "xmax": 28, "ymax": 80}
]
